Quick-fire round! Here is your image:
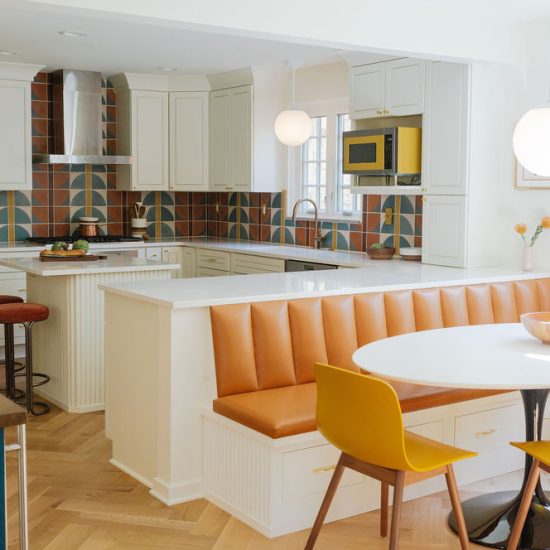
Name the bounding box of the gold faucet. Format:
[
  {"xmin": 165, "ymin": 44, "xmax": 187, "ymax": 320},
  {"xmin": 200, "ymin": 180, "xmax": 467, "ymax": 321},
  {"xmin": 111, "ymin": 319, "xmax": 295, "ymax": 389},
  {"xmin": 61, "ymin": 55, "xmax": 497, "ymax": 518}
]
[{"xmin": 291, "ymin": 198, "xmax": 323, "ymax": 249}]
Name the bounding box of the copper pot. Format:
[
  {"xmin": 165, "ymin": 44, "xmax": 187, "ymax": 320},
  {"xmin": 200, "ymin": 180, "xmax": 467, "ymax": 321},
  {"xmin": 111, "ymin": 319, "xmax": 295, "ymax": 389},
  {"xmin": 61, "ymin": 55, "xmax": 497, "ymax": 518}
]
[{"xmin": 78, "ymin": 222, "xmax": 106, "ymax": 237}]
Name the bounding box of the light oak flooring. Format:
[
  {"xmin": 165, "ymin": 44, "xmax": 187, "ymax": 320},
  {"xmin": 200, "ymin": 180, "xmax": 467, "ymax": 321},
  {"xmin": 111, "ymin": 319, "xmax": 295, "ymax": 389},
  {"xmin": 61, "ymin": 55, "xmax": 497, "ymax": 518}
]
[{"xmin": 3, "ymin": 403, "xmax": 525, "ymax": 549}]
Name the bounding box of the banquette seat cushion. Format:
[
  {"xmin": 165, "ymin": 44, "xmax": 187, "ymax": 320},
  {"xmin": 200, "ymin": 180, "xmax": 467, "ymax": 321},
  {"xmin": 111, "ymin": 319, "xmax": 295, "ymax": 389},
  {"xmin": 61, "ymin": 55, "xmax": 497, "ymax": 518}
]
[{"xmin": 210, "ymin": 279, "xmax": 550, "ymax": 438}]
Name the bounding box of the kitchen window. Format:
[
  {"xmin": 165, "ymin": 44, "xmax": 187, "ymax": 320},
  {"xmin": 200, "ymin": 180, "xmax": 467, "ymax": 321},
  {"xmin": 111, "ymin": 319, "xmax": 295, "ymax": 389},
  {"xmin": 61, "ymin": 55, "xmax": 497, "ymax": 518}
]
[{"xmin": 290, "ymin": 102, "xmax": 361, "ymax": 220}]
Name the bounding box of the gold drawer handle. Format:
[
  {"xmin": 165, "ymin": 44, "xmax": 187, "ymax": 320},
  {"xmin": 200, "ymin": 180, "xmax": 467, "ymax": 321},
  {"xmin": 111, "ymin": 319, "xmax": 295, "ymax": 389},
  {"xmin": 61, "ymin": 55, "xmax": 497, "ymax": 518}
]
[
  {"xmin": 312, "ymin": 464, "xmax": 336, "ymax": 473},
  {"xmin": 207, "ymin": 258, "xmax": 217, "ymax": 263},
  {"xmin": 475, "ymin": 428, "xmax": 496, "ymax": 437}
]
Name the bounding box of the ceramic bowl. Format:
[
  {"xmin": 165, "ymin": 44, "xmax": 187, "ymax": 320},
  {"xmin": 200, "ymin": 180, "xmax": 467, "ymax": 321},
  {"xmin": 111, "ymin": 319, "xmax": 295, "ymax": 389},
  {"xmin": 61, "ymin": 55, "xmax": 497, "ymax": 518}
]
[
  {"xmin": 521, "ymin": 312, "xmax": 550, "ymax": 344},
  {"xmin": 367, "ymin": 247, "xmax": 395, "ymax": 260}
]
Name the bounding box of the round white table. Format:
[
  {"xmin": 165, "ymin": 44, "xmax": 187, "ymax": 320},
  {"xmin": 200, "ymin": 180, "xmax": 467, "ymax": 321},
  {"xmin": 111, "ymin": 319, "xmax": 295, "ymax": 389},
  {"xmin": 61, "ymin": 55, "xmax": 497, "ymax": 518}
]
[{"xmin": 352, "ymin": 323, "xmax": 550, "ymax": 550}]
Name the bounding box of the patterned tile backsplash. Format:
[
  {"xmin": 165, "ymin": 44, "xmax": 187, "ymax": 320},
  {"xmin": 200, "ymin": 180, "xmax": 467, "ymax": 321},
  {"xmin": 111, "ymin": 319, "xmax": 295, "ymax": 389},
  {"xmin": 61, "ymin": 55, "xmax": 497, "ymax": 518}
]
[{"xmin": 0, "ymin": 71, "xmax": 422, "ymax": 252}]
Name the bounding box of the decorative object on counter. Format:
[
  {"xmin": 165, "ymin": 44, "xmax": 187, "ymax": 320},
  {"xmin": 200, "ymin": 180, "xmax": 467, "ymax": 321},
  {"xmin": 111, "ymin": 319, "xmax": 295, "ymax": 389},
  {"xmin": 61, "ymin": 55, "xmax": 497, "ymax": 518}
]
[
  {"xmin": 78, "ymin": 217, "xmax": 106, "ymax": 238},
  {"xmin": 400, "ymin": 246, "xmax": 422, "ymax": 261},
  {"xmin": 274, "ymin": 63, "xmax": 311, "ymax": 147},
  {"xmin": 520, "ymin": 312, "xmax": 550, "ymax": 344},
  {"xmin": 366, "ymin": 243, "xmax": 395, "ymax": 260},
  {"xmin": 39, "ymin": 240, "xmax": 106, "ymax": 261},
  {"xmin": 131, "ymin": 202, "xmax": 150, "ymax": 239},
  {"xmin": 514, "ymin": 217, "xmax": 550, "ymax": 271}
]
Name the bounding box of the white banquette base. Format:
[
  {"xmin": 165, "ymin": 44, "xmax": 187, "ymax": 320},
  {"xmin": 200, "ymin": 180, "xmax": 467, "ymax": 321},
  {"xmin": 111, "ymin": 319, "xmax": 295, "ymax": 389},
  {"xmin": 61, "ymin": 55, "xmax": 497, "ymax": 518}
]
[{"xmin": 202, "ymin": 392, "xmax": 524, "ymax": 538}]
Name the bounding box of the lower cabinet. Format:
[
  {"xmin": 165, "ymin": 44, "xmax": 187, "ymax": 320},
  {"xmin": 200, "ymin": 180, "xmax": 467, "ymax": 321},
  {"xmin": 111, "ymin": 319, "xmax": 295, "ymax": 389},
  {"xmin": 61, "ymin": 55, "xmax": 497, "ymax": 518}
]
[
  {"xmin": 230, "ymin": 253, "xmax": 285, "ymax": 275},
  {"xmin": 180, "ymin": 247, "xmax": 196, "ymax": 278},
  {"xmin": 161, "ymin": 247, "xmax": 183, "ymax": 278},
  {"xmin": 196, "ymin": 249, "xmax": 230, "ymax": 277}
]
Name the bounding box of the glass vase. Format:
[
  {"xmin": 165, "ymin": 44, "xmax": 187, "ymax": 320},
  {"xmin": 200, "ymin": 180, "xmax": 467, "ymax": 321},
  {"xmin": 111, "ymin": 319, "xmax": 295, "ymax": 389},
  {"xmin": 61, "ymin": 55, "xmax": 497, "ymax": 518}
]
[{"xmin": 522, "ymin": 245, "xmax": 534, "ymax": 271}]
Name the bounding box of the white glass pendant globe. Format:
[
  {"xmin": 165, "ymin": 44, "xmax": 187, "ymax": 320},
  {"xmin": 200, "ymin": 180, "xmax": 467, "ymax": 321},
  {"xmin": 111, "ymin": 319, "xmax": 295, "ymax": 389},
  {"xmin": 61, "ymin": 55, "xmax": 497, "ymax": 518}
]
[
  {"xmin": 513, "ymin": 106, "xmax": 550, "ymax": 176},
  {"xmin": 274, "ymin": 110, "xmax": 311, "ymax": 146}
]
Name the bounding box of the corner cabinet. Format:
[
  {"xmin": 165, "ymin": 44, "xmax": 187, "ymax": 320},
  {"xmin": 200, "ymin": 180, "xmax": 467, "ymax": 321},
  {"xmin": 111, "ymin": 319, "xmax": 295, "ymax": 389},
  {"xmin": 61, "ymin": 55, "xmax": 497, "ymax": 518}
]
[
  {"xmin": 349, "ymin": 58, "xmax": 425, "ymax": 120},
  {"xmin": 209, "ymin": 85, "xmax": 253, "ymax": 191},
  {"xmin": 117, "ymin": 89, "xmax": 169, "ymax": 191},
  {"xmin": 169, "ymin": 92, "xmax": 209, "ymax": 191},
  {"xmin": 0, "ymin": 63, "xmax": 43, "ymax": 190}
]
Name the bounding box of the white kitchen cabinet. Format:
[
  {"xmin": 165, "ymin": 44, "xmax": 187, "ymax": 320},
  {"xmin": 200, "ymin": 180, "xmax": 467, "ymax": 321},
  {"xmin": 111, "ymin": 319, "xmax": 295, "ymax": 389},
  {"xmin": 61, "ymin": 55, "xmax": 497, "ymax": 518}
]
[
  {"xmin": 196, "ymin": 248, "xmax": 230, "ymax": 275},
  {"xmin": 180, "ymin": 246, "xmax": 196, "ymax": 278},
  {"xmin": 117, "ymin": 90, "xmax": 169, "ymax": 191},
  {"xmin": 161, "ymin": 247, "xmax": 183, "ymax": 278},
  {"xmin": 422, "ymin": 62, "xmax": 470, "ymax": 195},
  {"xmin": 0, "ymin": 80, "xmax": 32, "ymax": 190},
  {"xmin": 209, "ymin": 85, "xmax": 253, "ymax": 191},
  {"xmin": 145, "ymin": 247, "xmax": 162, "ymax": 261},
  {"xmin": 169, "ymin": 92, "xmax": 209, "ymax": 191},
  {"xmin": 230, "ymin": 253, "xmax": 285, "ymax": 275},
  {"xmin": 349, "ymin": 58, "xmax": 425, "ymax": 120},
  {"xmin": 421, "ymin": 195, "xmax": 467, "ymax": 268},
  {"xmin": 349, "ymin": 63, "xmax": 386, "ymax": 120}
]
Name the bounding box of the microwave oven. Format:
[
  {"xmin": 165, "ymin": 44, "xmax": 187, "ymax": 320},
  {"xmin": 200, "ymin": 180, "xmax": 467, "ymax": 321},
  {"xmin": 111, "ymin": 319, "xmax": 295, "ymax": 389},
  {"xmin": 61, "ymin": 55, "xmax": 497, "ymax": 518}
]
[{"xmin": 342, "ymin": 127, "xmax": 421, "ymax": 176}]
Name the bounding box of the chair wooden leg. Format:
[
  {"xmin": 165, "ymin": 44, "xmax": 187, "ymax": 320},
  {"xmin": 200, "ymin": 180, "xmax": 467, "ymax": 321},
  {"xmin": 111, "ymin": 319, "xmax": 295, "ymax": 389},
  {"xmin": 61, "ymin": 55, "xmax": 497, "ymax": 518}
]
[
  {"xmin": 445, "ymin": 464, "xmax": 469, "ymax": 550},
  {"xmin": 380, "ymin": 482, "xmax": 389, "ymax": 537},
  {"xmin": 507, "ymin": 459, "xmax": 541, "ymax": 550},
  {"xmin": 389, "ymin": 471, "xmax": 405, "ymax": 550},
  {"xmin": 305, "ymin": 454, "xmax": 346, "ymax": 550}
]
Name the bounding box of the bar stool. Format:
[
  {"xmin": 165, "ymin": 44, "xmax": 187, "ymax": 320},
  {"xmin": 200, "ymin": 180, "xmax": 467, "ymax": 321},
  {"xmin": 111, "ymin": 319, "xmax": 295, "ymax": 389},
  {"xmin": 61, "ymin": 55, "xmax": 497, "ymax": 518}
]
[
  {"xmin": 0, "ymin": 303, "xmax": 50, "ymax": 415},
  {"xmin": 0, "ymin": 295, "xmax": 25, "ymax": 400}
]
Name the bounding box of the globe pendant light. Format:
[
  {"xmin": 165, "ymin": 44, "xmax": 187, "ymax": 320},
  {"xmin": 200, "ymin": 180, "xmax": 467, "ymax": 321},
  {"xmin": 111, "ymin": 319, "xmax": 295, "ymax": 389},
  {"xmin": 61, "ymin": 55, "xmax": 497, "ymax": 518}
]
[
  {"xmin": 274, "ymin": 64, "xmax": 311, "ymax": 146},
  {"xmin": 513, "ymin": 102, "xmax": 550, "ymax": 176}
]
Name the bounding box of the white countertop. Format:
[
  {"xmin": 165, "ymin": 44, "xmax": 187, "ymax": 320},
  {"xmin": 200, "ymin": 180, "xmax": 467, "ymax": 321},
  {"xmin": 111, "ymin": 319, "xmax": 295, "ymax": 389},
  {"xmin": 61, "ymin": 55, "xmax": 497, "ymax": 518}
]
[
  {"xmin": 353, "ymin": 324, "xmax": 550, "ymax": 390},
  {"xmin": 100, "ymin": 261, "xmax": 550, "ymax": 309},
  {"xmin": 0, "ymin": 256, "xmax": 179, "ymax": 277}
]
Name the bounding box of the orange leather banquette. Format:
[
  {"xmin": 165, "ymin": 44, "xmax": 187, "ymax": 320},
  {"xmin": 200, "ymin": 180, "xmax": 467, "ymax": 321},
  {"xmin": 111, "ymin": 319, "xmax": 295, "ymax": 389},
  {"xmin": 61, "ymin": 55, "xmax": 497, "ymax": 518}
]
[{"xmin": 210, "ymin": 278, "xmax": 550, "ymax": 439}]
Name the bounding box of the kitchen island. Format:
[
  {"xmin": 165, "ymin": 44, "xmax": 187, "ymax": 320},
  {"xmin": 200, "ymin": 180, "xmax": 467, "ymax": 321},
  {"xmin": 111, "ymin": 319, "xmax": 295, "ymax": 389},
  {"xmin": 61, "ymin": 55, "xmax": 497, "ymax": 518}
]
[{"xmin": 0, "ymin": 256, "xmax": 178, "ymax": 413}]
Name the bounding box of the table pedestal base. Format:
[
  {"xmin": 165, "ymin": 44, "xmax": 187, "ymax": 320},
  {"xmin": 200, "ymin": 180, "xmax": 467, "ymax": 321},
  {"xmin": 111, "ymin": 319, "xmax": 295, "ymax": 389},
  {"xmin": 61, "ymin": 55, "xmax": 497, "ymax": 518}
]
[{"xmin": 449, "ymin": 491, "xmax": 550, "ymax": 549}]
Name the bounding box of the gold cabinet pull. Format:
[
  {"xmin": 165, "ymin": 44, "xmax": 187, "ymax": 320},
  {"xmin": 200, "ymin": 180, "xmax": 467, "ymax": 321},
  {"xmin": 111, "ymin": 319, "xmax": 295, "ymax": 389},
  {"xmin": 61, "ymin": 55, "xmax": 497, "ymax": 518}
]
[
  {"xmin": 475, "ymin": 428, "xmax": 496, "ymax": 437},
  {"xmin": 313, "ymin": 464, "xmax": 336, "ymax": 473}
]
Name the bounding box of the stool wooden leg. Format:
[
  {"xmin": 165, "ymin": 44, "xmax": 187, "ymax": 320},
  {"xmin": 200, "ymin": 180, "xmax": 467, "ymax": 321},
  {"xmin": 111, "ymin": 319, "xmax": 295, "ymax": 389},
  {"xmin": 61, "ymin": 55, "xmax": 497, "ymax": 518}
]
[
  {"xmin": 445, "ymin": 465, "xmax": 469, "ymax": 550},
  {"xmin": 305, "ymin": 454, "xmax": 346, "ymax": 550}
]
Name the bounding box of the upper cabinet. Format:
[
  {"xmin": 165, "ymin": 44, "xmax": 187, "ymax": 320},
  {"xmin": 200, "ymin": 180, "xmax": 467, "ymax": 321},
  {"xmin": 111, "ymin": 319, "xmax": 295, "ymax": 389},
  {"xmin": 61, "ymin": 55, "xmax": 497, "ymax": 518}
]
[
  {"xmin": 117, "ymin": 89, "xmax": 169, "ymax": 191},
  {"xmin": 350, "ymin": 58, "xmax": 425, "ymax": 120},
  {"xmin": 209, "ymin": 85, "xmax": 253, "ymax": 192},
  {"xmin": 169, "ymin": 92, "xmax": 209, "ymax": 191},
  {"xmin": 0, "ymin": 63, "xmax": 43, "ymax": 190},
  {"xmin": 112, "ymin": 74, "xmax": 210, "ymax": 192},
  {"xmin": 422, "ymin": 62, "xmax": 470, "ymax": 195}
]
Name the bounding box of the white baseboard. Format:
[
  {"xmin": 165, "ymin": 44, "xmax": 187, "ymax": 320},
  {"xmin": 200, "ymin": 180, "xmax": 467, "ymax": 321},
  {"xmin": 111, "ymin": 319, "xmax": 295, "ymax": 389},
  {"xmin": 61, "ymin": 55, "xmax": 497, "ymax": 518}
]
[
  {"xmin": 109, "ymin": 458, "xmax": 153, "ymax": 488},
  {"xmin": 150, "ymin": 476, "xmax": 203, "ymax": 506}
]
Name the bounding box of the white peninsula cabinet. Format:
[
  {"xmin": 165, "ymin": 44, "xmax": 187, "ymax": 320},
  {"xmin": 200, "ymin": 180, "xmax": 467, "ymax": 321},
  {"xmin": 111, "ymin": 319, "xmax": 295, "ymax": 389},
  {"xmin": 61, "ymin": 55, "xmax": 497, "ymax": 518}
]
[
  {"xmin": 350, "ymin": 58, "xmax": 425, "ymax": 119},
  {"xmin": 112, "ymin": 74, "xmax": 210, "ymax": 192},
  {"xmin": 0, "ymin": 63, "xmax": 43, "ymax": 190}
]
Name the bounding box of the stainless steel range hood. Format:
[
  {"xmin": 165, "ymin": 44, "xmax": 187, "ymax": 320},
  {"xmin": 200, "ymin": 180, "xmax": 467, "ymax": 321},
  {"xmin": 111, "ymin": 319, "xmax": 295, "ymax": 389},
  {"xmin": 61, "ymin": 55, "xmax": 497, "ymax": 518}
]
[{"xmin": 33, "ymin": 69, "xmax": 132, "ymax": 165}]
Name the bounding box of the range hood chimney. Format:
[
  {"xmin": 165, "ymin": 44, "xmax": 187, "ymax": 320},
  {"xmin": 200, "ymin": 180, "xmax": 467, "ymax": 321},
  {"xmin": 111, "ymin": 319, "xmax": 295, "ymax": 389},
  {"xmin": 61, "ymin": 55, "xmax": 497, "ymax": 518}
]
[{"xmin": 33, "ymin": 69, "xmax": 132, "ymax": 165}]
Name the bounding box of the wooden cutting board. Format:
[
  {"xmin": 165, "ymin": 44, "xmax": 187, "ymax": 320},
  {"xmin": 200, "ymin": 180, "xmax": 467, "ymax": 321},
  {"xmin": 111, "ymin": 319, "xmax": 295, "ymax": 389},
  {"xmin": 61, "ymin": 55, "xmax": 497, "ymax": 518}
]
[{"xmin": 39, "ymin": 254, "xmax": 108, "ymax": 262}]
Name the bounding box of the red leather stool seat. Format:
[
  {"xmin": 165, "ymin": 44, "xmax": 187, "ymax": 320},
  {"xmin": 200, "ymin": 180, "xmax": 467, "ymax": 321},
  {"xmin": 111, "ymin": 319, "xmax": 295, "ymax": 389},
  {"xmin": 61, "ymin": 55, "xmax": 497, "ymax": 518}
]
[
  {"xmin": 0, "ymin": 303, "xmax": 49, "ymax": 324},
  {"xmin": 0, "ymin": 295, "xmax": 23, "ymax": 305}
]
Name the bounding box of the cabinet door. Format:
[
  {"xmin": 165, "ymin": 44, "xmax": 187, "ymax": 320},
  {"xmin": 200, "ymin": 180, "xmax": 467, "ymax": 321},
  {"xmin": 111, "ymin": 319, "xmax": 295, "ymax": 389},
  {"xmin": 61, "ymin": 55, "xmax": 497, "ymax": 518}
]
[
  {"xmin": 209, "ymin": 89, "xmax": 231, "ymax": 191},
  {"xmin": 132, "ymin": 90, "xmax": 169, "ymax": 190},
  {"xmin": 180, "ymin": 247, "xmax": 196, "ymax": 278},
  {"xmin": 422, "ymin": 195, "xmax": 467, "ymax": 268},
  {"xmin": 230, "ymin": 86, "xmax": 253, "ymax": 191},
  {"xmin": 349, "ymin": 63, "xmax": 385, "ymax": 120},
  {"xmin": 169, "ymin": 92, "xmax": 209, "ymax": 192},
  {"xmin": 0, "ymin": 80, "xmax": 31, "ymax": 190},
  {"xmin": 423, "ymin": 62, "xmax": 470, "ymax": 195},
  {"xmin": 161, "ymin": 247, "xmax": 183, "ymax": 278},
  {"xmin": 385, "ymin": 58, "xmax": 425, "ymax": 116}
]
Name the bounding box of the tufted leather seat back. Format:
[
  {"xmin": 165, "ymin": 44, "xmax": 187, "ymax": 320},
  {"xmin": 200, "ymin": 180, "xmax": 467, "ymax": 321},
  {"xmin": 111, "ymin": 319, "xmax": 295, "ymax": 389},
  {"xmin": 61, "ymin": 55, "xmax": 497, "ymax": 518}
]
[{"xmin": 210, "ymin": 279, "xmax": 550, "ymax": 398}]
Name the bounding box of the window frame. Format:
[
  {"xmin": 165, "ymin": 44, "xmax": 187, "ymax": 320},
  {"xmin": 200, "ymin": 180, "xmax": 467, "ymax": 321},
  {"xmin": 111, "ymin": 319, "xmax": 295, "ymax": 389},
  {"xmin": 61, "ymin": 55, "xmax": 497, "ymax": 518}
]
[{"xmin": 287, "ymin": 99, "xmax": 361, "ymax": 222}]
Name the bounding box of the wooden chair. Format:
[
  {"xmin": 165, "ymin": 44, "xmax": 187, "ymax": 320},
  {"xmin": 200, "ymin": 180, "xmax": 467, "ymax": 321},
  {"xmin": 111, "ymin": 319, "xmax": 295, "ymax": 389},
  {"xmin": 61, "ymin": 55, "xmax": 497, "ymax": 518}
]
[
  {"xmin": 305, "ymin": 363, "xmax": 476, "ymax": 550},
  {"xmin": 507, "ymin": 441, "xmax": 550, "ymax": 550}
]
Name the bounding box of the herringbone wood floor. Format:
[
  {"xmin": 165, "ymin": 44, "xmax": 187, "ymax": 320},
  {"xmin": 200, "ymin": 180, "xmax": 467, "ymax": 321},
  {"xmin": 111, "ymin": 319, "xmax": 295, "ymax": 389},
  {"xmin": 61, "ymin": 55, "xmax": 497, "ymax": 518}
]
[{"xmin": 4, "ymin": 404, "xmax": 488, "ymax": 549}]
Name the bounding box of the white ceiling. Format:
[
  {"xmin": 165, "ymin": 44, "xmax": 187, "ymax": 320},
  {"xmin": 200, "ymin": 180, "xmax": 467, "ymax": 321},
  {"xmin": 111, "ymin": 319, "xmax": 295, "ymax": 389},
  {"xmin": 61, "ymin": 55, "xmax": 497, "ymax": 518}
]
[{"xmin": 0, "ymin": 1, "xmax": 392, "ymax": 76}]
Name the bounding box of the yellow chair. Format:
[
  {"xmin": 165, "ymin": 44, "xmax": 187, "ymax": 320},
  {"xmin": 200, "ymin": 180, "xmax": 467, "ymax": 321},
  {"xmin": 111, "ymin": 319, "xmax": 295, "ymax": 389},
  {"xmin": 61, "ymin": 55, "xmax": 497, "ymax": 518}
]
[
  {"xmin": 305, "ymin": 363, "xmax": 477, "ymax": 550},
  {"xmin": 507, "ymin": 441, "xmax": 550, "ymax": 550}
]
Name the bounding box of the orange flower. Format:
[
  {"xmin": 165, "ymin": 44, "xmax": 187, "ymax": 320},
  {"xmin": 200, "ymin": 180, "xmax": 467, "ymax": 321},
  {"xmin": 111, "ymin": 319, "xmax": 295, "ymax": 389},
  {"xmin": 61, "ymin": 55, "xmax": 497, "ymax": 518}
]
[
  {"xmin": 541, "ymin": 217, "xmax": 550, "ymax": 229},
  {"xmin": 515, "ymin": 223, "xmax": 527, "ymax": 235}
]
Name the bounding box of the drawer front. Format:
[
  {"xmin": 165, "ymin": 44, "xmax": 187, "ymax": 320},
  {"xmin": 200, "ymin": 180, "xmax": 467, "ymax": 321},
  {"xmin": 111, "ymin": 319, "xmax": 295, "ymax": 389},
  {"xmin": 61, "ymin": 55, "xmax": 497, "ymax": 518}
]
[
  {"xmin": 197, "ymin": 249, "xmax": 230, "ymax": 271},
  {"xmin": 454, "ymin": 404, "xmax": 522, "ymax": 453},
  {"xmin": 230, "ymin": 253, "xmax": 285, "ymax": 274},
  {"xmin": 196, "ymin": 266, "xmax": 229, "ymax": 278},
  {"xmin": 283, "ymin": 444, "xmax": 364, "ymax": 501},
  {"xmin": 146, "ymin": 247, "xmax": 162, "ymax": 261}
]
